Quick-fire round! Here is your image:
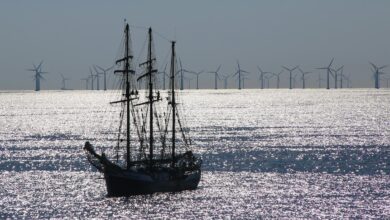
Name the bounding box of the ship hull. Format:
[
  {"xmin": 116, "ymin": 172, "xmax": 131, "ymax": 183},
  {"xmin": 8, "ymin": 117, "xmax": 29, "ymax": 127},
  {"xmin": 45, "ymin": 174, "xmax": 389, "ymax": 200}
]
[{"xmin": 104, "ymin": 168, "xmax": 201, "ymax": 196}]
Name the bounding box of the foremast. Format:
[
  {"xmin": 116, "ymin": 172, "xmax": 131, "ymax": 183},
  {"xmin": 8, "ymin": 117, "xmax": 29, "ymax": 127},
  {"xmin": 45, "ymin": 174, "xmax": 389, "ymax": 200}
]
[
  {"xmin": 113, "ymin": 23, "xmax": 136, "ymax": 170},
  {"xmin": 170, "ymin": 41, "xmax": 177, "ymax": 166}
]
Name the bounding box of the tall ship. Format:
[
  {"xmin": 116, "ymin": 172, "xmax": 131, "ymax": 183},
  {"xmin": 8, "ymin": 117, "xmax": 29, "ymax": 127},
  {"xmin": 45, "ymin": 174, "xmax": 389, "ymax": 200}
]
[{"xmin": 84, "ymin": 23, "xmax": 202, "ymax": 196}]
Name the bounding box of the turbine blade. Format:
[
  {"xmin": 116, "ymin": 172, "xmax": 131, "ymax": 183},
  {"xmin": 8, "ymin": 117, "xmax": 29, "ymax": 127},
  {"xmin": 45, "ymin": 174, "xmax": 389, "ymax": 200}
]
[
  {"xmin": 96, "ymin": 65, "xmax": 105, "ymax": 72},
  {"xmin": 93, "ymin": 65, "xmax": 100, "ymax": 73},
  {"xmin": 179, "ymin": 58, "xmax": 183, "ymax": 70},
  {"xmin": 329, "ymin": 70, "xmax": 335, "ymax": 78},
  {"xmin": 106, "ymin": 65, "xmax": 115, "ymax": 71},
  {"xmin": 216, "ymin": 65, "xmax": 221, "ymax": 73},
  {"xmin": 257, "ymin": 66, "xmax": 264, "ymax": 74},
  {"xmin": 328, "ymin": 58, "xmax": 334, "ymax": 68},
  {"xmin": 37, "ymin": 60, "xmax": 44, "ymax": 71},
  {"xmin": 282, "ymin": 66, "xmax": 290, "ymax": 71},
  {"xmin": 369, "ymin": 62, "xmax": 377, "ymax": 70}
]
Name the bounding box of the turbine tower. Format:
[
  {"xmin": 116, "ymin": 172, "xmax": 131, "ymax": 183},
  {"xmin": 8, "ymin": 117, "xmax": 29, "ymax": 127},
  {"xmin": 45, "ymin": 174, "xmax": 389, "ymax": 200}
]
[
  {"xmin": 282, "ymin": 65, "xmax": 298, "ymax": 89},
  {"xmin": 298, "ymin": 67, "xmax": 311, "ymax": 89},
  {"xmin": 60, "ymin": 73, "xmax": 70, "ymax": 90},
  {"xmin": 177, "ymin": 58, "xmax": 191, "ymax": 90},
  {"xmin": 208, "ymin": 65, "xmax": 222, "ymax": 89},
  {"xmin": 272, "ymin": 70, "xmax": 284, "ymax": 89},
  {"xmin": 317, "ymin": 58, "xmax": 334, "ymax": 89},
  {"xmin": 27, "ymin": 61, "xmax": 48, "ymax": 91},
  {"xmin": 95, "ymin": 65, "xmax": 114, "ymax": 91},
  {"xmin": 257, "ymin": 66, "xmax": 270, "ymax": 89},
  {"xmin": 233, "ymin": 60, "xmax": 249, "ymax": 90},
  {"xmin": 369, "ymin": 62, "xmax": 387, "ymax": 89}
]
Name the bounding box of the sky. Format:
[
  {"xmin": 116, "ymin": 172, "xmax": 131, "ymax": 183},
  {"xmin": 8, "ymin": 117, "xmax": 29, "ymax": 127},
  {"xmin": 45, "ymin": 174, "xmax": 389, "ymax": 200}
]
[{"xmin": 0, "ymin": 0, "xmax": 389, "ymax": 90}]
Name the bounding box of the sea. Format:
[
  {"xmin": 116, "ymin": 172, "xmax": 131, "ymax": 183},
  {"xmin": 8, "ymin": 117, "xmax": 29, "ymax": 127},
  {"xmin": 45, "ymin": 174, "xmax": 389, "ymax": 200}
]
[{"xmin": 0, "ymin": 89, "xmax": 389, "ymax": 219}]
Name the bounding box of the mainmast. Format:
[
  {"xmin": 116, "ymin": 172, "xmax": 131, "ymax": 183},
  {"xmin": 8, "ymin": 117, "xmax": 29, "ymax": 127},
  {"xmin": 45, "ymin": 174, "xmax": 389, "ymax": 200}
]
[
  {"xmin": 137, "ymin": 27, "xmax": 159, "ymax": 167},
  {"xmin": 170, "ymin": 41, "xmax": 176, "ymax": 166}
]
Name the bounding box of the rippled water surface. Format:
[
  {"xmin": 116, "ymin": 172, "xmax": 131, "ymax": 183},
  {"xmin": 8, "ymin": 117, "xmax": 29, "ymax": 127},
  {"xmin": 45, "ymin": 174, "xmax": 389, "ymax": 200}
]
[{"xmin": 0, "ymin": 89, "xmax": 389, "ymax": 219}]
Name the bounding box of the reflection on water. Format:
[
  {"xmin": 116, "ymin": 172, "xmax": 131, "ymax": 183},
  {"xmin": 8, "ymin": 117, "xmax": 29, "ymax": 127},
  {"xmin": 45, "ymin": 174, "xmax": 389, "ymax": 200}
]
[{"xmin": 0, "ymin": 89, "xmax": 389, "ymax": 218}]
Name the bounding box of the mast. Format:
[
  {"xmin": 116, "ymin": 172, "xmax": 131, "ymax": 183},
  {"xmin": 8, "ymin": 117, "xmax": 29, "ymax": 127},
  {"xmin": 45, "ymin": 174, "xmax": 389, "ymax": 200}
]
[
  {"xmin": 170, "ymin": 41, "xmax": 176, "ymax": 165},
  {"xmin": 148, "ymin": 28, "xmax": 154, "ymax": 166},
  {"xmin": 136, "ymin": 27, "xmax": 159, "ymax": 166},
  {"xmin": 125, "ymin": 24, "xmax": 131, "ymax": 170},
  {"xmin": 113, "ymin": 23, "xmax": 134, "ymax": 169}
]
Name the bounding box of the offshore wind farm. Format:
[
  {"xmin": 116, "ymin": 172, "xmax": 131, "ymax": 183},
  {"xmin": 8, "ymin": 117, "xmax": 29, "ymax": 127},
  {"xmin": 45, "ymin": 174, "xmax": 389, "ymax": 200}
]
[{"xmin": 0, "ymin": 1, "xmax": 390, "ymax": 219}]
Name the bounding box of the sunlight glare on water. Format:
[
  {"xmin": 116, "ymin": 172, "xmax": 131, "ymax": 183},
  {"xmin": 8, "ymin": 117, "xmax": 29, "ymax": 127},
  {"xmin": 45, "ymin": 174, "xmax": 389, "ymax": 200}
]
[{"xmin": 0, "ymin": 89, "xmax": 389, "ymax": 218}]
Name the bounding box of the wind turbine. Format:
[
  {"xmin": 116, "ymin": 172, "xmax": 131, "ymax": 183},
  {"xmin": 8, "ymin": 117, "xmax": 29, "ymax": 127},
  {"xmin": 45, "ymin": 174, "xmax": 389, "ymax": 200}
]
[
  {"xmin": 272, "ymin": 70, "xmax": 284, "ymax": 89},
  {"xmin": 264, "ymin": 74, "xmax": 274, "ymax": 88},
  {"xmin": 221, "ymin": 74, "xmax": 231, "ymax": 89},
  {"xmin": 233, "ymin": 60, "xmax": 249, "ymax": 90},
  {"xmin": 95, "ymin": 65, "xmax": 114, "ymax": 91},
  {"xmin": 317, "ymin": 58, "xmax": 334, "ymax": 89},
  {"xmin": 339, "ymin": 66, "xmax": 344, "ymax": 88},
  {"xmin": 256, "ymin": 66, "xmax": 270, "ymax": 89},
  {"xmin": 158, "ymin": 63, "xmax": 168, "ymax": 90},
  {"xmin": 93, "ymin": 66, "xmax": 104, "ymax": 90},
  {"xmin": 298, "ymin": 67, "xmax": 311, "ymax": 89},
  {"xmin": 177, "ymin": 58, "xmax": 191, "ymax": 90},
  {"xmin": 282, "ymin": 65, "xmax": 298, "ymax": 89},
  {"xmin": 60, "ymin": 73, "xmax": 70, "ymax": 90},
  {"xmin": 369, "ymin": 62, "xmax": 387, "ymax": 89},
  {"xmin": 27, "ymin": 60, "xmax": 48, "ymax": 91},
  {"xmin": 189, "ymin": 70, "xmax": 205, "ymax": 89},
  {"xmin": 89, "ymin": 67, "xmax": 95, "ymax": 90},
  {"xmin": 331, "ymin": 65, "xmax": 343, "ymax": 89},
  {"xmin": 81, "ymin": 77, "xmax": 90, "ymax": 90},
  {"xmin": 208, "ymin": 65, "xmax": 222, "ymax": 89}
]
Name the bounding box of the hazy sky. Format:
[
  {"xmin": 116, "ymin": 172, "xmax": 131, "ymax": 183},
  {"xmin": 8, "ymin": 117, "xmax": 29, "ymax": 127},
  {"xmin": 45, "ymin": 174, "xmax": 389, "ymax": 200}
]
[{"xmin": 0, "ymin": 0, "xmax": 389, "ymax": 90}]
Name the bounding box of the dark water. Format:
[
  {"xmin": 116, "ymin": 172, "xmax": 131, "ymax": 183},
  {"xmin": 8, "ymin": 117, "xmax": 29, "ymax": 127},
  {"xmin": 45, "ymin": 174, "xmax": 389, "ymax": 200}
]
[{"xmin": 0, "ymin": 89, "xmax": 389, "ymax": 218}]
